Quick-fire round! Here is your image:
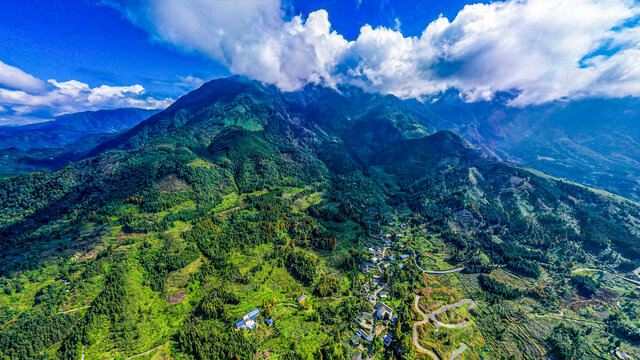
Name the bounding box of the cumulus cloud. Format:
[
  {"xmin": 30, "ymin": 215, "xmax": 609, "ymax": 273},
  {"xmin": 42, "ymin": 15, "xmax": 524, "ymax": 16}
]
[
  {"xmin": 110, "ymin": 0, "xmax": 640, "ymax": 105},
  {"xmin": 107, "ymin": 0, "xmax": 348, "ymax": 90},
  {"xmin": 175, "ymin": 75, "xmax": 205, "ymax": 90},
  {"xmin": 0, "ymin": 61, "xmax": 46, "ymax": 93},
  {"xmin": 0, "ymin": 63, "xmax": 172, "ymax": 124}
]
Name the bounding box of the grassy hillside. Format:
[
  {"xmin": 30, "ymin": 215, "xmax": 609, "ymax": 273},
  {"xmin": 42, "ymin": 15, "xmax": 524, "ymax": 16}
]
[{"xmin": 0, "ymin": 77, "xmax": 639, "ymax": 360}]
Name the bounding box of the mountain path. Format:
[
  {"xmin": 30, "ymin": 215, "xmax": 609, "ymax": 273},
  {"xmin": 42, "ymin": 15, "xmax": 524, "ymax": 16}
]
[
  {"xmin": 376, "ymin": 245, "xmax": 387, "ymax": 273},
  {"xmin": 572, "ymin": 268, "xmax": 640, "ymax": 286},
  {"xmin": 58, "ymin": 305, "xmax": 91, "ymax": 314},
  {"xmin": 215, "ymin": 205, "xmax": 245, "ymax": 216},
  {"xmin": 412, "ymin": 295, "xmax": 475, "ymax": 360},
  {"xmin": 125, "ymin": 343, "xmax": 166, "ymax": 360}
]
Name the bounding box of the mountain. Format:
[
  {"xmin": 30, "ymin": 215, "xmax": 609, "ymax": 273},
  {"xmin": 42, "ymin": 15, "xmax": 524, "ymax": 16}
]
[
  {"xmin": 1, "ymin": 77, "xmax": 639, "ymax": 360},
  {"xmin": 0, "ymin": 132, "xmax": 120, "ymax": 176},
  {"xmin": 0, "ymin": 108, "xmax": 159, "ymax": 176},
  {"xmin": 8, "ymin": 81, "xmax": 637, "ymax": 205},
  {"xmin": 0, "ymin": 108, "xmax": 159, "ymax": 151},
  {"xmin": 91, "ymin": 84, "xmax": 640, "ymax": 202},
  {"xmin": 420, "ymin": 92, "xmax": 640, "ymax": 201}
]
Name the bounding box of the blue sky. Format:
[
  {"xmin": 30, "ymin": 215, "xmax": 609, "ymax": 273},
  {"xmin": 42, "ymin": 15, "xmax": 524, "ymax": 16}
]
[
  {"xmin": 0, "ymin": 0, "xmax": 471, "ymax": 99},
  {"xmin": 0, "ymin": 0, "xmax": 224, "ymax": 98},
  {"xmin": 1, "ymin": 0, "xmax": 639, "ymax": 124}
]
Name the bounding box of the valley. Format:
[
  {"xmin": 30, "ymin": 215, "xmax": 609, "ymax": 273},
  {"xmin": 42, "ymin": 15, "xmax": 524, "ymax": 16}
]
[{"xmin": 0, "ymin": 77, "xmax": 639, "ymax": 360}]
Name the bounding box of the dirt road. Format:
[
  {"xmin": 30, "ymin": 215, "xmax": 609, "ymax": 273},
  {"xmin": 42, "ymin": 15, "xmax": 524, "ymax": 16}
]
[
  {"xmin": 572, "ymin": 268, "xmax": 640, "ymax": 286},
  {"xmin": 412, "ymin": 251, "xmax": 464, "ymax": 274},
  {"xmin": 125, "ymin": 343, "xmax": 166, "ymax": 360},
  {"xmin": 425, "ymin": 268, "xmax": 465, "ymax": 275},
  {"xmin": 412, "ymin": 295, "xmax": 475, "ymax": 360}
]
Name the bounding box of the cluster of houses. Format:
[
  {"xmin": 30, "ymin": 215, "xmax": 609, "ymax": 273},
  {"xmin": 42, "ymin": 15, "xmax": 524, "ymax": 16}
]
[
  {"xmin": 232, "ymin": 217, "xmax": 410, "ymax": 359},
  {"xmin": 234, "ymin": 308, "xmax": 274, "ymax": 331},
  {"xmin": 349, "ymin": 221, "xmax": 411, "ymax": 356},
  {"xmin": 234, "ymin": 293, "xmax": 309, "ymax": 332},
  {"xmin": 350, "ymin": 299, "xmax": 398, "ymax": 354},
  {"xmin": 360, "ymin": 247, "xmax": 410, "ymax": 273}
]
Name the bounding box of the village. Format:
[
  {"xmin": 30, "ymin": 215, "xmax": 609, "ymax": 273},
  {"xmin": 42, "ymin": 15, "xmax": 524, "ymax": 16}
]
[
  {"xmin": 230, "ymin": 216, "xmax": 416, "ymax": 360},
  {"xmin": 348, "ymin": 220, "xmax": 413, "ymax": 359}
]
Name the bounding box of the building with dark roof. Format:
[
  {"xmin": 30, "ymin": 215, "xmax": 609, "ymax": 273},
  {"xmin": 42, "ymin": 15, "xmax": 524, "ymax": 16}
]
[
  {"xmin": 234, "ymin": 308, "xmax": 260, "ymax": 330},
  {"xmin": 373, "ymin": 301, "xmax": 393, "ymax": 320},
  {"xmin": 383, "ymin": 333, "xmax": 392, "ymax": 346}
]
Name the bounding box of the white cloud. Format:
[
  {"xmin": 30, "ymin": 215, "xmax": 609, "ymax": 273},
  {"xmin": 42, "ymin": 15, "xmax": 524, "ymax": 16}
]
[
  {"xmin": 108, "ymin": 0, "xmax": 348, "ymax": 91},
  {"xmin": 0, "ymin": 66, "xmax": 172, "ymax": 125},
  {"xmin": 110, "ymin": 0, "xmax": 640, "ymax": 105},
  {"xmin": 0, "ymin": 61, "xmax": 46, "ymax": 93},
  {"xmin": 175, "ymin": 75, "xmax": 204, "ymax": 89},
  {"xmin": 412, "ymin": 0, "xmax": 640, "ymax": 105},
  {"xmin": 393, "ymin": 18, "xmax": 401, "ymax": 32}
]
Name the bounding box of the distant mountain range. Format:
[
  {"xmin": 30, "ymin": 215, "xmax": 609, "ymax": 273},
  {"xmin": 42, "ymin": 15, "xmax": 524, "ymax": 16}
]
[
  {"xmin": 2, "ymin": 76, "xmax": 639, "ymax": 359},
  {"xmin": 0, "ymin": 108, "xmax": 159, "ymax": 151},
  {"xmin": 0, "ymin": 108, "xmax": 158, "ymax": 176},
  {"xmin": 421, "ymin": 93, "xmax": 640, "ymax": 202},
  {"xmin": 1, "ymin": 82, "xmax": 638, "ymax": 202}
]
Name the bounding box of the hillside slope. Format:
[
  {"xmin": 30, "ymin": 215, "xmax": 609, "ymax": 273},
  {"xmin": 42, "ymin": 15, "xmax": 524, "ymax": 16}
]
[
  {"xmin": 0, "ymin": 108, "xmax": 159, "ymax": 151},
  {"xmin": 0, "ymin": 108, "xmax": 159, "ymax": 176},
  {"xmin": 421, "ymin": 93, "xmax": 640, "ymax": 201},
  {"xmin": 1, "ymin": 77, "xmax": 639, "ymax": 360}
]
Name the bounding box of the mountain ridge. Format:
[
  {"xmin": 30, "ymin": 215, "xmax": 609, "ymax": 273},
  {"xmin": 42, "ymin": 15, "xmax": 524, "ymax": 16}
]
[
  {"xmin": 0, "ymin": 108, "xmax": 159, "ymax": 151},
  {"xmin": 1, "ymin": 76, "xmax": 639, "ymax": 360},
  {"xmin": 82, "ymin": 78, "xmax": 640, "ymax": 201}
]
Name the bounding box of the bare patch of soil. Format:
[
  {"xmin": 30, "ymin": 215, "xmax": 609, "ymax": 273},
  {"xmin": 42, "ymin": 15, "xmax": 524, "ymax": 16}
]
[{"xmin": 167, "ymin": 290, "xmax": 186, "ymax": 304}]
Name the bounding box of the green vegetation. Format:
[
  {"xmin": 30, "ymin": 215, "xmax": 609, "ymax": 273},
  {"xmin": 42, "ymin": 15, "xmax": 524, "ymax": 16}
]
[
  {"xmin": 546, "ymin": 324, "xmax": 589, "ymax": 360},
  {"xmin": 570, "ymin": 275, "xmax": 600, "ymax": 298},
  {"xmin": 478, "ymin": 274, "xmax": 522, "ymax": 300},
  {"xmin": 1, "ymin": 77, "xmax": 639, "ymax": 360}
]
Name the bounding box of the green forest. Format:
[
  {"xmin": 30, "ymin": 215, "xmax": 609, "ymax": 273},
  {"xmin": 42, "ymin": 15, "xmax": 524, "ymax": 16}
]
[{"xmin": 1, "ymin": 77, "xmax": 639, "ymax": 360}]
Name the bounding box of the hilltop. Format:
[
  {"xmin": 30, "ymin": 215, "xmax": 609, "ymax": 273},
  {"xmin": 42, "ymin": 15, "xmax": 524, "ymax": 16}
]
[{"xmin": 0, "ymin": 77, "xmax": 639, "ymax": 360}]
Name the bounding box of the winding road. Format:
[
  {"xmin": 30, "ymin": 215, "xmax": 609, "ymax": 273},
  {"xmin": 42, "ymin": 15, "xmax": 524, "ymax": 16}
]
[
  {"xmin": 634, "ymin": 266, "xmax": 640, "ymax": 281},
  {"xmin": 413, "ymin": 295, "xmax": 442, "ymax": 360},
  {"xmin": 411, "ymin": 250, "xmax": 464, "ymax": 274},
  {"xmin": 448, "ymin": 344, "xmax": 467, "ymax": 360},
  {"xmin": 125, "ymin": 343, "xmax": 166, "ymax": 360},
  {"xmin": 412, "ymin": 295, "xmax": 476, "ymax": 360},
  {"xmin": 572, "ymin": 268, "xmax": 640, "ymax": 286}
]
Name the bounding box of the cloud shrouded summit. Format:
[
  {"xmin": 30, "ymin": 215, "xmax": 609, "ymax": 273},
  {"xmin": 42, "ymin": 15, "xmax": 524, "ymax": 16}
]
[{"xmin": 109, "ymin": 0, "xmax": 640, "ymax": 106}]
